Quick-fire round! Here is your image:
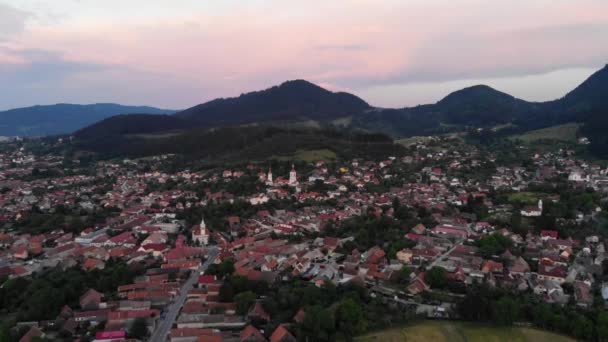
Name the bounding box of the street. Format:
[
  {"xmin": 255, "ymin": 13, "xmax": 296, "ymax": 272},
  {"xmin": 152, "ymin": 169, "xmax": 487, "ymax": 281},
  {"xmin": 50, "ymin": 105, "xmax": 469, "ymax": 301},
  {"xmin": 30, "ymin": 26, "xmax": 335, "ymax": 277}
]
[{"xmin": 148, "ymin": 246, "xmax": 219, "ymax": 342}]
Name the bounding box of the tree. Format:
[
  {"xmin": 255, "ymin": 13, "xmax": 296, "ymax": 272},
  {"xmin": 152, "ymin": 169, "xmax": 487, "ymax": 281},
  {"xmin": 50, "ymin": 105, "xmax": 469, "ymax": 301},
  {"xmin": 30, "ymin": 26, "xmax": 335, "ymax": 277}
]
[
  {"xmin": 297, "ymin": 305, "xmax": 335, "ymax": 342},
  {"xmin": 571, "ymin": 314, "xmax": 592, "ymax": 341},
  {"xmin": 597, "ymin": 312, "xmax": 608, "ymax": 342},
  {"xmin": 129, "ymin": 317, "xmax": 148, "ymax": 340},
  {"xmin": 335, "ymin": 298, "xmax": 366, "ymax": 341},
  {"xmin": 426, "ymin": 267, "xmax": 447, "ymax": 289},
  {"xmin": 493, "ymin": 297, "xmax": 519, "ymax": 325},
  {"xmin": 235, "ymin": 291, "xmax": 256, "ymax": 316},
  {"xmin": 477, "ymin": 233, "xmax": 512, "ymax": 258}
]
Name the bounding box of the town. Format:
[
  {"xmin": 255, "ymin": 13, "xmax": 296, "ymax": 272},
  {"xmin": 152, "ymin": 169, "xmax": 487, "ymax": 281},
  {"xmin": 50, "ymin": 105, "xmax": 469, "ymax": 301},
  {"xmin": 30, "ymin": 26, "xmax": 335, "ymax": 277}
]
[{"xmin": 1, "ymin": 135, "xmax": 608, "ymax": 342}]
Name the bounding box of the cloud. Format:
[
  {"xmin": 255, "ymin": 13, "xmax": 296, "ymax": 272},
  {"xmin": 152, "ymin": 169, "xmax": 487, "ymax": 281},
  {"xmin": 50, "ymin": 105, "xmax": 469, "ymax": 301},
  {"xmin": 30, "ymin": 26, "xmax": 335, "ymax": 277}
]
[
  {"xmin": 315, "ymin": 44, "xmax": 370, "ymax": 52},
  {"xmin": 0, "ymin": 48, "xmax": 108, "ymax": 83},
  {"xmin": 0, "ymin": 3, "xmax": 30, "ymax": 39},
  {"xmin": 3, "ymin": 0, "xmax": 608, "ymax": 108}
]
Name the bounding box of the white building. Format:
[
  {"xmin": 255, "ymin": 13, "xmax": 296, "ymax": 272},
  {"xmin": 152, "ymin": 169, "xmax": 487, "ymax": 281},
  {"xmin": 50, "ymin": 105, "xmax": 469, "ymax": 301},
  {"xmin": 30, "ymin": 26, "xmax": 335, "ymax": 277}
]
[
  {"xmin": 289, "ymin": 164, "xmax": 298, "ymax": 186},
  {"xmin": 192, "ymin": 218, "xmax": 209, "ymax": 245}
]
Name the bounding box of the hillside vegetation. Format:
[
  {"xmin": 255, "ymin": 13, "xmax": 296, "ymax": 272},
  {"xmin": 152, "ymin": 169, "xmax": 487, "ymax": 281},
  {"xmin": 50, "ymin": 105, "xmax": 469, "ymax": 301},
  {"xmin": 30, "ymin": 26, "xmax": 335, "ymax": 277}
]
[
  {"xmin": 76, "ymin": 126, "xmax": 406, "ymax": 162},
  {"xmin": 357, "ymin": 321, "xmax": 574, "ymax": 342},
  {"xmin": 511, "ymin": 123, "xmax": 580, "ymax": 143}
]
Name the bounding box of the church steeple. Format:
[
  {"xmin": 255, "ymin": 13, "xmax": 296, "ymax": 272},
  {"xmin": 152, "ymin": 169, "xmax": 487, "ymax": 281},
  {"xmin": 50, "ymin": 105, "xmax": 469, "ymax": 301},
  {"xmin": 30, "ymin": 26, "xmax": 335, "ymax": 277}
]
[
  {"xmin": 289, "ymin": 164, "xmax": 298, "ymax": 186},
  {"xmin": 267, "ymin": 166, "xmax": 273, "ymax": 185}
]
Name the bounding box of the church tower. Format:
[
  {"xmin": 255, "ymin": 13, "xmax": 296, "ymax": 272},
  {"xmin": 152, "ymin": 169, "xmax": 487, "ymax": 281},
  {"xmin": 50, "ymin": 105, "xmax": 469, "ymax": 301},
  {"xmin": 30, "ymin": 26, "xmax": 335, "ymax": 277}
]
[
  {"xmin": 289, "ymin": 164, "xmax": 298, "ymax": 186},
  {"xmin": 267, "ymin": 167, "xmax": 273, "ymax": 185},
  {"xmin": 193, "ymin": 217, "xmax": 209, "ymax": 245}
]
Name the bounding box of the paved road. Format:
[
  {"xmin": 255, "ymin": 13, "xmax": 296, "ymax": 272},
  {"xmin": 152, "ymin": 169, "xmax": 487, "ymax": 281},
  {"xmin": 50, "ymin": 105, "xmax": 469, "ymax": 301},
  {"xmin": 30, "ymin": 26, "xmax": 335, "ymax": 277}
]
[
  {"xmin": 149, "ymin": 246, "xmax": 219, "ymax": 342},
  {"xmin": 426, "ymin": 239, "xmax": 463, "ymax": 270}
]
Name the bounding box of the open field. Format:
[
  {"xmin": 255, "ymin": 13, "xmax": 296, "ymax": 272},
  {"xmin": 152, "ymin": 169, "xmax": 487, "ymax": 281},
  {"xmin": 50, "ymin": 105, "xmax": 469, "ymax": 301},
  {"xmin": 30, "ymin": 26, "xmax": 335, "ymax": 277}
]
[
  {"xmin": 357, "ymin": 321, "xmax": 574, "ymax": 342},
  {"xmin": 511, "ymin": 123, "xmax": 580, "ymax": 143},
  {"xmin": 396, "ymin": 136, "xmax": 434, "ymax": 146},
  {"xmin": 507, "ymin": 192, "xmax": 545, "ymax": 205},
  {"xmin": 331, "ymin": 116, "xmax": 353, "ymax": 127},
  {"xmin": 272, "ymin": 149, "xmax": 337, "ymax": 162}
]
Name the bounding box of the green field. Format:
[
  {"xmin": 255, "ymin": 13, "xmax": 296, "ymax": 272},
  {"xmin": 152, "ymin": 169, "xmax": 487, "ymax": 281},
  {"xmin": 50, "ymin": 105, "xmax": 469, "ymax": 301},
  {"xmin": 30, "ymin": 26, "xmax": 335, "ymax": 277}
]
[
  {"xmin": 507, "ymin": 192, "xmax": 545, "ymax": 205},
  {"xmin": 357, "ymin": 321, "xmax": 574, "ymax": 342},
  {"xmin": 396, "ymin": 136, "xmax": 433, "ymax": 147},
  {"xmin": 331, "ymin": 116, "xmax": 353, "ymax": 127},
  {"xmin": 273, "ymin": 149, "xmax": 337, "ymax": 162},
  {"xmin": 511, "ymin": 123, "xmax": 580, "ymax": 143}
]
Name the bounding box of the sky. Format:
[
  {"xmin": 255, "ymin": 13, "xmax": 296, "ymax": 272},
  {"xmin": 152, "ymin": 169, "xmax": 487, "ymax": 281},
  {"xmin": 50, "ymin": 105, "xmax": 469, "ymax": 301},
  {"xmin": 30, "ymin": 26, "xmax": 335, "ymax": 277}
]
[{"xmin": 0, "ymin": 0, "xmax": 607, "ymax": 110}]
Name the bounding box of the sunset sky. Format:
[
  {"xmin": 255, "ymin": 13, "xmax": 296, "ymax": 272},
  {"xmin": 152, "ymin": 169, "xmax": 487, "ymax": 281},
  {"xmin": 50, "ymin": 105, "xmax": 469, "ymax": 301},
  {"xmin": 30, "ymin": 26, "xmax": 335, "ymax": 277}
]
[{"xmin": 1, "ymin": 0, "xmax": 607, "ymax": 110}]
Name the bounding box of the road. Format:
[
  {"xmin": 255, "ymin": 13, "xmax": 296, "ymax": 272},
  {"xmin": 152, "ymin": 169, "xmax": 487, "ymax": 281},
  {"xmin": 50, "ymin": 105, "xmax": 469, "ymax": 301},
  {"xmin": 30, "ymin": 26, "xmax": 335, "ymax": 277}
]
[
  {"xmin": 426, "ymin": 239, "xmax": 463, "ymax": 270},
  {"xmin": 148, "ymin": 246, "xmax": 219, "ymax": 342}
]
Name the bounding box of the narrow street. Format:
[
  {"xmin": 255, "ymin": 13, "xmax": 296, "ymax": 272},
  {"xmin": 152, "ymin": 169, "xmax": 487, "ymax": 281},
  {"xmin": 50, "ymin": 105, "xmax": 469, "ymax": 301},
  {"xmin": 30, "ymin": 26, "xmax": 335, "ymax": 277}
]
[
  {"xmin": 426, "ymin": 239, "xmax": 463, "ymax": 270},
  {"xmin": 148, "ymin": 246, "xmax": 219, "ymax": 342}
]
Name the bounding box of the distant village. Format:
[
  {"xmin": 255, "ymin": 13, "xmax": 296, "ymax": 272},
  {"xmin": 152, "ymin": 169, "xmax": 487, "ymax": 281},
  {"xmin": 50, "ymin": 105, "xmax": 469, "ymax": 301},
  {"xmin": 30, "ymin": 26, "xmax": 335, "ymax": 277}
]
[{"xmin": 1, "ymin": 136, "xmax": 608, "ymax": 342}]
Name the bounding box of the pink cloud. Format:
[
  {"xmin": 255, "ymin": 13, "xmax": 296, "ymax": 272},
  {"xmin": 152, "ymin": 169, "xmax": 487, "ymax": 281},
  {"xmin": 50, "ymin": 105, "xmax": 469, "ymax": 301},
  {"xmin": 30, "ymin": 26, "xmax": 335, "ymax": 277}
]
[{"xmin": 2, "ymin": 0, "xmax": 607, "ymax": 108}]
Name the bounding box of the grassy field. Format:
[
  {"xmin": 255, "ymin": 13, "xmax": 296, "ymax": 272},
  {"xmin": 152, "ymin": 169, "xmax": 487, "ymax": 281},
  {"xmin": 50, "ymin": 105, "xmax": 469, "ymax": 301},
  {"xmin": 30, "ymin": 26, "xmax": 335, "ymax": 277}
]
[
  {"xmin": 507, "ymin": 192, "xmax": 545, "ymax": 205},
  {"xmin": 331, "ymin": 116, "xmax": 353, "ymax": 127},
  {"xmin": 396, "ymin": 136, "xmax": 434, "ymax": 147},
  {"xmin": 357, "ymin": 321, "xmax": 574, "ymax": 342},
  {"xmin": 511, "ymin": 123, "xmax": 580, "ymax": 143},
  {"xmin": 272, "ymin": 149, "xmax": 337, "ymax": 162}
]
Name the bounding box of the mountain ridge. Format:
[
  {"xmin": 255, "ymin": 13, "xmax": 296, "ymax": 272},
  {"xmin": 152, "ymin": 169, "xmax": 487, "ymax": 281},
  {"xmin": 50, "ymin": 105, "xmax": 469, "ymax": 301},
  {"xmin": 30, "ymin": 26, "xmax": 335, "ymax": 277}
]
[{"xmin": 0, "ymin": 103, "xmax": 176, "ymax": 137}]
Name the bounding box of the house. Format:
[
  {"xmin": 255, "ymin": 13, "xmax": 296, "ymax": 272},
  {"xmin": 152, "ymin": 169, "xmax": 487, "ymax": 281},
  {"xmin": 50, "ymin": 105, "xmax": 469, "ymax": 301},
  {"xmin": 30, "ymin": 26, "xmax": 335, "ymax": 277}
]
[
  {"xmin": 105, "ymin": 231, "xmax": 137, "ymax": 247},
  {"xmin": 574, "ymin": 281, "xmax": 593, "ymax": 308},
  {"xmin": 538, "ymin": 263, "xmax": 567, "ymax": 283},
  {"xmin": 74, "ymin": 309, "xmax": 110, "ymax": 324},
  {"xmin": 94, "ymin": 331, "xmax": 127, "ymax": 342},
  {"xmin": 521, "ymin": 200, "xmax": 542, "ymax": 217},
  {"xmin": 481, "ymin": 260, "xmax": 503, "ymax": 274},
  {"xmin": 170, "ymin": 328, "xmax": 217, "ymax": 342},
  {"xmin": 407, "ymin": 273, "xmax": 430, "ymax": 295},
  {"xmin": 83, "ymin": 258, "xmax": 105, "ymax": 271},
  {"xmin": 240, "ymin": 325, "xmax": 267, "ymax": 342},
  {"xmin": 80, "ymin": 288, "xmax": 104, "ymax": 310},
  {"xmin": 411, "ymin": 223, "xmax": 426, "ymax": 235},
  {"xmin": 248, "ymin": 301, "xmax": 270, "ymax": 322},
  {"xmin": 396, "ymin": 249, "xmax": 413, "ymax": 264},
  {"xmin": 19, "ymin": 326, "xmax": 44, "ymax": 342},
  {"xmin": 540, "ymin": 230, "xmax": 558, "ymax": 241},
  {"xmin": 269, "ymin": 324, "xmax": 296, "ymax": 342},
  {"xmin": 13, "ymin": 245, "xmax": 28, "ymax": 260},
  {"xmin": 431, "ymin": 225, "xmax": 468, "ymax": 239}
]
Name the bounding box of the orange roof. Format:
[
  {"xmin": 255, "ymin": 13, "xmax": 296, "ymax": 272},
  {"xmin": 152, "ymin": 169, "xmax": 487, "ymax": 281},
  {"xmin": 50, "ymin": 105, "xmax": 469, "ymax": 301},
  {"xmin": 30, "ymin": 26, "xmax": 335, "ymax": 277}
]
[
  {"xmin": 240, "ymin": 325, "xmax": 265, "ymax": 341},
  {"xmin": 270, "ymin": 325, "xmax": 294, "ymax": 342}
]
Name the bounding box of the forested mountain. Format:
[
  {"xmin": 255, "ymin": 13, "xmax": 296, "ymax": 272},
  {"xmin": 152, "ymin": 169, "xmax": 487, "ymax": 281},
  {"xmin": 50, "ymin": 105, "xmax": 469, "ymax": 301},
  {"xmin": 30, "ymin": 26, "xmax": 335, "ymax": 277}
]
[
  {"xmin": 71, "ymin": 64, "xmax": 608, "ymax": 158},
  {"xmin": 175, "ymin": 79, "xmax": 370, "ymax": 125},
  {"xmin": 0, "ymin": 103, "xmax": 175, "ymax": 137}
]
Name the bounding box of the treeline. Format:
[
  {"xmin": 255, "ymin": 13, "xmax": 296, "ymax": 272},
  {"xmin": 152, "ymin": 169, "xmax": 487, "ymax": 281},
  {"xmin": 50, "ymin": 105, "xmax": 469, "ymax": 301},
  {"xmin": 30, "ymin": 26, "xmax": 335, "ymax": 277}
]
[
  {"xmin": 76, "ymin": 126, "xmax": 406, "ymax": 162},
  {"xmin": 458, "ymin": 284, "xmax": 608, "ymax": 341},
  {"xmin": 0, "ymin": 261, "xmax": 145, "ymax": 322}
]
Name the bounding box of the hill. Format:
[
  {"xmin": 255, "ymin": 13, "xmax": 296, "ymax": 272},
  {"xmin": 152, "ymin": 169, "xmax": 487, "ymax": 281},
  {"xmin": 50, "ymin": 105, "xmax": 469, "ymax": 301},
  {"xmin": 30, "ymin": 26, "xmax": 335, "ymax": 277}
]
[
  {"xmin": 0, "ymin": 103, "xmax": 175, "ymax": 137},
  {"xmin": 75, "ymin": 125, "xmax": 405, "ymax": 162},
  {"xmin": 176, "ymin": 79, "xmax": 370, "ymax": 126},
  {"xmin": 511, "ymin": 123, "xmax": 580, "ymax": 143},
  {"xmin": 72, "ymin": 64, "xmax": 608, "ymax": 159}
]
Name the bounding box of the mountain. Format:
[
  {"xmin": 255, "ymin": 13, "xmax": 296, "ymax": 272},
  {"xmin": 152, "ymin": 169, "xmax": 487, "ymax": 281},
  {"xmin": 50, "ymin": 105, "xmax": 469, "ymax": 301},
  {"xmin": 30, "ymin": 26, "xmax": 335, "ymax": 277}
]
[
  {"xmin": 561, "ymin": 64, "xmax": 608, "ymax": 111},
  {"xmin": 434, "ymin": 85, "xmax": 536, "ymax": 125},
  {"xmin": 73, "ymin": 64, "xmax": 608, "ymax": 158},
  {"xmin": 175, "ymin": 79, "xmax": 370, "ymax": 126},
  {"xmin": 75, "ymin": 114, "xmax": 190, "ymax": 142},
  {"xmin": 351, "ymin": 85, "xmax": 540, "ymax": 136},
  {"xmin": 0, "ymin": 103, "xmax": 176, "ymax": 137}
]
